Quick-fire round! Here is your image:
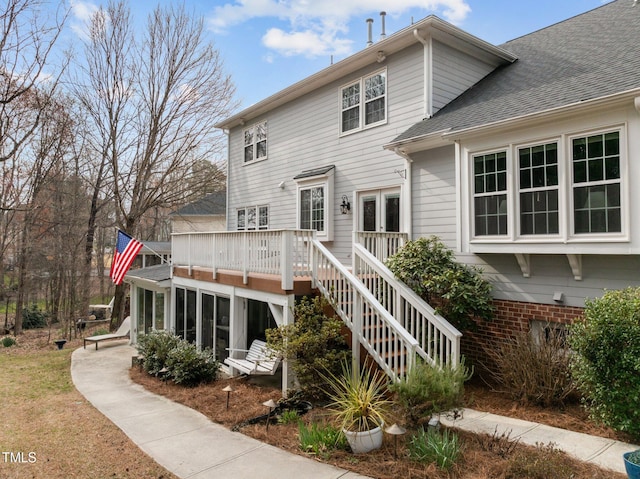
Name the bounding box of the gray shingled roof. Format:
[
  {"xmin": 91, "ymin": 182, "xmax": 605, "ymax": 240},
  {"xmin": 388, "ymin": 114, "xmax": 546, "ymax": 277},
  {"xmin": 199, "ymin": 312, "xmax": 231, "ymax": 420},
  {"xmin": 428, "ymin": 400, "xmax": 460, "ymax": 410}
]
[
  {"xmin": 293, "ymin": 165, "xmax": 335, "ymax": 180},
  {"xmin": 125, "ymin": 264, "xmax": 171, "ymax": 283},
  {"xmin": 171, "ymin": 192, "xmax": 226, "ymax": 216},
  {"xmin": 392, "ymin": 0, "xmax": 640, "ymax": 143}
]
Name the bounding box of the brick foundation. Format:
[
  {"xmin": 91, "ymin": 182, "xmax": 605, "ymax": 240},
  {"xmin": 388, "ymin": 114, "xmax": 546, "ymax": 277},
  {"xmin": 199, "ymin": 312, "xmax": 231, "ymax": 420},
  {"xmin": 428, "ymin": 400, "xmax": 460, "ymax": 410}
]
[{"xmin": 461, "ymin": 299, "xmax": 584, "ymax": 377}]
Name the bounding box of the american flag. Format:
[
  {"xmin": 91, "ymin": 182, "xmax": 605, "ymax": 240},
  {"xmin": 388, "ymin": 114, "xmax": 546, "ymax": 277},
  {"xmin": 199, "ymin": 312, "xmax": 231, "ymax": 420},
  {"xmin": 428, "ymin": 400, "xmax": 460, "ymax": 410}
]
[{"xmin": 110, "ymin": 230, "xmax": 143, "ymax": 285}]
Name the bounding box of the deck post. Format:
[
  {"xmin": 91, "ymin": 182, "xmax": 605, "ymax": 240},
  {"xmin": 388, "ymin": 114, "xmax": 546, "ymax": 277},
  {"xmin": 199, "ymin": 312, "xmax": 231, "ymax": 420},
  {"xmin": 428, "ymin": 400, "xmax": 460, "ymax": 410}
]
[{"xmin": 281, "ymin": 230, "xmax": 294, "ymax": 291}]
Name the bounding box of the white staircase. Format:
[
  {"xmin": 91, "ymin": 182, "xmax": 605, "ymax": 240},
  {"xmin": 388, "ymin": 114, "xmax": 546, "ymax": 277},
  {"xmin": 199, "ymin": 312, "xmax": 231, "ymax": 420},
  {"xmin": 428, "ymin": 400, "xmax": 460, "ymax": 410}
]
[{"xmin": 310, "ymin": 236, "xmax": 461, "ymax": 381}]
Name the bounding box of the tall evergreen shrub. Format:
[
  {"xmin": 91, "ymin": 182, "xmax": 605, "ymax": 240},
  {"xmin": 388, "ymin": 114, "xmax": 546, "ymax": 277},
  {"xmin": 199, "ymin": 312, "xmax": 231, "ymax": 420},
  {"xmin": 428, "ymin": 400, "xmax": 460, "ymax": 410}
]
[{"xmin": 569, "ymin": 287, "xmax": 640, "ymax": 439}]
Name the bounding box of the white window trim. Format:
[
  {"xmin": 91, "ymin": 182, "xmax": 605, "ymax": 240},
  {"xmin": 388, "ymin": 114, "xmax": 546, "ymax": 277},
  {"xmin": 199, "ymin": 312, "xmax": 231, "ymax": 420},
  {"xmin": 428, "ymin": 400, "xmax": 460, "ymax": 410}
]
[
  {"xmin": 243, "ymin": 121, "xmax": 268, "ymax": 164},
  {"xmin": 237, "ymin": 205, "xmax": 269, "ymax": 230},
  {"xmin": 295, "ymin": 170, "xmax": 334, "ymax": 241},
  {"xmin": 339, "ymin": 68, "xmax": 387, "ymax": 136},
  {"xmin": 465, "ymin": 125, "xmax": 628, "ymax": 253}
]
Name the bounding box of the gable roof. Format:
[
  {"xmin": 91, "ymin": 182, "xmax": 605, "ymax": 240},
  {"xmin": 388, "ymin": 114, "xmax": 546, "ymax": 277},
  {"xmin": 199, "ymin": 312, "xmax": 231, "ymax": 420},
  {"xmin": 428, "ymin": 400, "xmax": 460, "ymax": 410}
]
[
  {"xmin": 170, "ymin": 192, "xmax": 226, "ymax": 217},
  {"xmin": 215, "ymin": 16, "xmax": 516, "ymax": 131},
  {"xmin": 388, "ymin": 0, "xmax": 640, "ymax": 148}
]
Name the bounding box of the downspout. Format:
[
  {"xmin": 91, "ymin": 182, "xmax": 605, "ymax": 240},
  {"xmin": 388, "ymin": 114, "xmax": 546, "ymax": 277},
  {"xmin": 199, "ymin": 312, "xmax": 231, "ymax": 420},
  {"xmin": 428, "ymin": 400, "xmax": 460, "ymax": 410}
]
[
  {"xmin": 413, "ymin": 29, "xmax": 432, "ymax": 119},
  {"xmin": 394, "ymin": 147, "xmax": 413, "ymax": 240},
  {"xmin": 223, "ymin": 128, "xmax": 230, "ymax": 231},
  {"xmin": 454, "ymin": 140, "xmax": 463, "ymax": 252}
]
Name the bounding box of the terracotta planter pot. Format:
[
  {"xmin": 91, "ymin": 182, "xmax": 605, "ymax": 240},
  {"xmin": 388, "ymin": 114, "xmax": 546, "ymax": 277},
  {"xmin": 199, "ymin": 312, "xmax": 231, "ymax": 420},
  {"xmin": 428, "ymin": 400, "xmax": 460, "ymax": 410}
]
[{"xmin": 343, "ymin": 423, "xmax": 383, "ymax": 454}]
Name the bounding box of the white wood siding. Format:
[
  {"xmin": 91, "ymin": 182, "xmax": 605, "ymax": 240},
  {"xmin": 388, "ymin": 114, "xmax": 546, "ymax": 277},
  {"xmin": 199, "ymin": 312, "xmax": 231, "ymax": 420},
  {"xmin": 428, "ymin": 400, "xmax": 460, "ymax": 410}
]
[
  {"xmin": 411, "ymin": 145, "xmax": 457, "ymax": 246},
  {"xmin": 410, "ymin": 100, "xmax": 640, "ymax": 309},
  {"xmin": 227, "ymin": 44, "xmax": 426, "ymax": 263},
  {"xmin": 432, "ymin": 40, "xmax": 496, "ymax": 113}
]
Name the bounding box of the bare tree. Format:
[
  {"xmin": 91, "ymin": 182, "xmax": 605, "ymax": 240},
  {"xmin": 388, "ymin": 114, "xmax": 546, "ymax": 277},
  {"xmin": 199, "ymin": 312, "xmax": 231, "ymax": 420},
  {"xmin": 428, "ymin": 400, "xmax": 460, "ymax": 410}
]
[
  {"xmin": 76, "ymin": 1, "xmax": 236, "ymax": 326},
  {"xmin": 0, "ymin": 0, "xmax": 69, "ymax": 163}
]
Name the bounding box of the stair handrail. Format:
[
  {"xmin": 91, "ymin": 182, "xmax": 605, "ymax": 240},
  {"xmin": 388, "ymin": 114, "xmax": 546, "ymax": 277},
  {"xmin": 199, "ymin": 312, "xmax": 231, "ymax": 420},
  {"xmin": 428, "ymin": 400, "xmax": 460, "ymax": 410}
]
[
  {"xmin": 310, "ymin": 238, "xmax": 420, "ymax": 381},
  {"xmin": 353, "ymin": 242, "xmax": 462, "ymax": 368}
]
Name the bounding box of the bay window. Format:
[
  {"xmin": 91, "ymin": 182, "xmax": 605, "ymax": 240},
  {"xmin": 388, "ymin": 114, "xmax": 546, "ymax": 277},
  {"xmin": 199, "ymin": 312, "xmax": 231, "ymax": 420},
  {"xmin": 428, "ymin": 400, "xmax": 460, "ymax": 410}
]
[{"xmin": 469, "ymin": 127, "xmax": 625, "ymax": 246}]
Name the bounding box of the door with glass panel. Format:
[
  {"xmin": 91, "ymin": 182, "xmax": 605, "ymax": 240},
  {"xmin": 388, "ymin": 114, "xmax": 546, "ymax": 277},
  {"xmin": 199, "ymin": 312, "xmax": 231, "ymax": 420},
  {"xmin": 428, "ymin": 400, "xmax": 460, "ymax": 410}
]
[
  {"xmin": 358, "ymin": 188, "xmax": 401, "ymax": 259},
  {"xmin": 359, "ymin": 188, "xmax": 401, "ymax": 233},
  {"xmin": 201, "ymin": 293, "xmax": 230, "ymax": 362}
]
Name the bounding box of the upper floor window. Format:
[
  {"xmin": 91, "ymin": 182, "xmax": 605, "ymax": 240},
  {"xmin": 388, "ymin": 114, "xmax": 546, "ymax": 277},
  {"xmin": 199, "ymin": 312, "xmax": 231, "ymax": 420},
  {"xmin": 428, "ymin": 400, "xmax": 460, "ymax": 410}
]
[
  {"xmin": 237, "ymin": 205, "xmax": 269, "ymax": 230},
  {"xmin": 572, "ymin": 132, "xmax": 621, "ymax": 234},
  {"xmin": 340, "ymin": 70, "xmax": 386, "ymax": 134},
  {"xmin": 244, "ymin": 121, "xmax": 267, "ymax": 163}
]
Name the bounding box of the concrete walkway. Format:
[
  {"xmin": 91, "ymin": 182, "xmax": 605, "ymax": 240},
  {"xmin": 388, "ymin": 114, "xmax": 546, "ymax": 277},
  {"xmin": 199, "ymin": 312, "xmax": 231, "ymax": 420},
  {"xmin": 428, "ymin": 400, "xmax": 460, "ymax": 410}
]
[{"xmin": 71, "ymin": 343, "xmax": 637, "ymax": 478}]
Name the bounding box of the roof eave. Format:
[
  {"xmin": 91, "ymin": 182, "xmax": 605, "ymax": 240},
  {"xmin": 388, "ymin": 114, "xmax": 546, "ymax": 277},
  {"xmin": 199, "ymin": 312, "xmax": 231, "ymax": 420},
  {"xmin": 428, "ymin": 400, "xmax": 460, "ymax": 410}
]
[
  {"xmin": 383, "ymin": 128, "xmax": 453, "ymax": 155},
  {"xmin": 215, "ymin": 17, "xmax": 516, "ymax": 131}
]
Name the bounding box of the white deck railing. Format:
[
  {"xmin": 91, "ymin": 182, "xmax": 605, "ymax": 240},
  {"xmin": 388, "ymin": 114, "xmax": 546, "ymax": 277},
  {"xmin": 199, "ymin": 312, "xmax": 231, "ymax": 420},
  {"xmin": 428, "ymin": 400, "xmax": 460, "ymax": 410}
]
[
  {"xmin": 355, "ymin": 231, "xmax": 408, "ymax": 262},
  {"xmin": 171, "ymin": 230, "xmax": 314, "ymax": 290},
  {"xmin": 353, "ymin": 242, "xmax": 462, "ymax": 368},
  {"xmin": 171, "ymin": 229, "xmax": 461, "ymax": 377}
]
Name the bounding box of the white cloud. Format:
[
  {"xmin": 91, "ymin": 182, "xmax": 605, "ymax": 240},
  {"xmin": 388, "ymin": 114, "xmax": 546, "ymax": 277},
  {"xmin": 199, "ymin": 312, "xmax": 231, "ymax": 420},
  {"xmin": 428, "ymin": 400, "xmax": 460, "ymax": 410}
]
[
  {"xmin": 69, "ymin": 0, "xmax": 99, "ymax": 40},
  {"xmin": 262, "ymin": 28, "xmax": 352, "ymax": 57},
  {"xmin": 207, "ymin": 0, "xmax": 471, "ymax": 59}
]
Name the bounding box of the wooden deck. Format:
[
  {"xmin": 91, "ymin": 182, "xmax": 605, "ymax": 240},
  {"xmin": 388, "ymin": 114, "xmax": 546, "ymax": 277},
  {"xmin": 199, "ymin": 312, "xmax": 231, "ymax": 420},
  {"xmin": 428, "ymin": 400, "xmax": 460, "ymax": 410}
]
[{"xmin": 172, "ymin": 266, "xmax": 314, "ymax": 296}]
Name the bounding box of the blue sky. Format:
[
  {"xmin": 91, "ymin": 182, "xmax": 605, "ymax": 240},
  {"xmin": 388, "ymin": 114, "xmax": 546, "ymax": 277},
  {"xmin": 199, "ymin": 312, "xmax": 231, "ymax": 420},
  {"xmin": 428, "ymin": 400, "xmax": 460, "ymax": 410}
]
[{"xmin": 65, "ymin": 0, "xmax": 611, "ymax": 113}]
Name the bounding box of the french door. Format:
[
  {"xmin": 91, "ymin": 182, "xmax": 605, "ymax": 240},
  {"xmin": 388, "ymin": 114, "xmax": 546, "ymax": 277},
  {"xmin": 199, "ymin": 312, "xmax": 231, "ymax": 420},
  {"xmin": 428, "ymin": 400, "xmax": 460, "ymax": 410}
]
[{"xmin": 359, "ymin": 188, "xmax": 401, "ymax": 232}]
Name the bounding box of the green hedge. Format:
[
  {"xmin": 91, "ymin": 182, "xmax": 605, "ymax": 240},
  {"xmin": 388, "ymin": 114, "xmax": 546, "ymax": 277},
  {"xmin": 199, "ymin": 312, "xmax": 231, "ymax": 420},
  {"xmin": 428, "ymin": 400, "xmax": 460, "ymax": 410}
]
[{"xmin": 569, "ymin": 287, "xmax": 640, "ymax": 439}]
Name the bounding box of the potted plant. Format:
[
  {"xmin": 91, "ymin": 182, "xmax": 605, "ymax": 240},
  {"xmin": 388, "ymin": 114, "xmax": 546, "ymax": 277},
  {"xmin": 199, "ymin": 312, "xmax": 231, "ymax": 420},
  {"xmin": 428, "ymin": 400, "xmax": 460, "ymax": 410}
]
[
  {"xmin": 624, "ymin": 449, "xmax": 640, "ymax": 479},
  {"xmin": 322, "ymin": 360, "xmax": 390, "ymax": 454}
]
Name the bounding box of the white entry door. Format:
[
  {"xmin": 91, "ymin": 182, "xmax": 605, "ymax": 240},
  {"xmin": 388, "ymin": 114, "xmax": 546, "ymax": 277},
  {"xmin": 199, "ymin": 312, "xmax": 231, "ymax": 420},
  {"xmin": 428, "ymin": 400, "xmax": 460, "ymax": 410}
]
[{"xmin": 359, "ymin": 188, "xmax": 401, "ymax": 232}]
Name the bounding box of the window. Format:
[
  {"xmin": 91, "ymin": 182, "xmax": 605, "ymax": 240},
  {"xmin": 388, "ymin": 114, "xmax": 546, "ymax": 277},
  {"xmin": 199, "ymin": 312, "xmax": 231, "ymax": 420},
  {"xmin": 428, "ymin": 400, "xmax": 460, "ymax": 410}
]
[
  {"xmin": 467, "ymin": 127, "xmax": 626, "ymax": 248},
  {"xmin": 243, "ymin": 121, "xmax": 267, "ymax": 163},
  {"xmin": 473, "ymin": 151, "xmax": 508, "ymax": 236},
  {"xmin": 300, "ymin": 186, "xmax": 324, "ymax": 231},
  {"xmin": 340, "ymin": 70, "xmax": 386, "ymax": 134},
  {"xmin": 175, "ymin": 287, "xmax": 196, "ymax": 344},
  {"xmin": 294, "ymin": 165, "xmax": 334, "ymax": 241},
  {"xmin": 572, "ymin": 132, "xmax": 621, "ymax": 234},
  {"xmin": 237, "ymin": 205, "xmax": 268, "ymax": 230},
  {"xmin": 519, "ymin": 142, "xmax": 559, "ymax": 235}
]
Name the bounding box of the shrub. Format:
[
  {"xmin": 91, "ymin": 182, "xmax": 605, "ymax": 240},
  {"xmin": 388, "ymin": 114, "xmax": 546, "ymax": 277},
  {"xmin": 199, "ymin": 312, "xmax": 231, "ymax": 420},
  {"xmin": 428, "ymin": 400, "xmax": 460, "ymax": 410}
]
[
  {"xmin": 137, "ymin": 330, "xmax": 181, "ymax": 375},
  {"xmin": 569, "ymin": 287, "xmax": 640, "ymax": 439},
  {"xmin": 385, "ymin": 236, "xmax": 493, "ymax": 331},
  {"xmin": 22, "ymin": 305, "xmax": 47, "ymax": 329},
  {"xmin": 165, "ymin": 341, "xmax": 219, "ymax": 387},
  {"xmin": 505, "ymin": 442, "xmax": 574, "ymax": 479},
  {"xmin": 277, "ymin": 410, "xmax": 300, "ymax": 425},
  {"xmin": 486, "ymin": 326, "xmax": 576, "ymax": 407},
  {"xmin": 2, "ymin": 336, "xmax": 16, "ymax": 347},
  {"xmin": 298, "ymin": 422, "xmax": 347, "ymax": 457},
  {"xmin": 266, "ymin": 295, "xmax": 350, "ymax": 399},
  {"xmin": 389, "ymin": 359, "xmax": 470, "ymax": 425},
  {"xmin": 408, "ymin": 427, "xmax": 460, "ymax": 470}
]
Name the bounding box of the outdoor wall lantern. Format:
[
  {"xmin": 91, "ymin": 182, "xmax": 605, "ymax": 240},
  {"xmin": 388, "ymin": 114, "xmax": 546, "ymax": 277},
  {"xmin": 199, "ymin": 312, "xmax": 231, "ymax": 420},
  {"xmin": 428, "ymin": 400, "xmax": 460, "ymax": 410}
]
[{"xmin": 340, "ymin": 195, "xmax": 351, "ymax": 214}]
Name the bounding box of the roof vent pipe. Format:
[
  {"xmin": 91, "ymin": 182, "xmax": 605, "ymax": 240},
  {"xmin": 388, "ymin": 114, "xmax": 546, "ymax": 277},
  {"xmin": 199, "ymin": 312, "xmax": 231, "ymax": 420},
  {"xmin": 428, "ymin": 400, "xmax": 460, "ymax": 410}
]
[
  {"xmin": 380, "ymin": 11, "xmax": 386, "ymax": 40},
  {"xmin": 366, "ymin": 18, "xmax": 373, "ymax": 46}
]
